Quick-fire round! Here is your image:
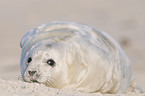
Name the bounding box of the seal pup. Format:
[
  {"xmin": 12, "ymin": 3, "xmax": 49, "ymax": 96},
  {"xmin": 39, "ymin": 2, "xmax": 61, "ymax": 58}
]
[{"xmin": 20, "ymin": 21, "xmax": 142, "ymax": 93}]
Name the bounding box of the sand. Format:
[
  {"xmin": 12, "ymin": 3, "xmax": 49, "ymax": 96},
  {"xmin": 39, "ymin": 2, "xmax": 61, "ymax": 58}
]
[
  {"xmin": 0, "ymin": 79, "xmax": 144, "ymax": 96},
  {"xmin": 0, "ymin": 0, "xmax": 145, "ymax": 96}
]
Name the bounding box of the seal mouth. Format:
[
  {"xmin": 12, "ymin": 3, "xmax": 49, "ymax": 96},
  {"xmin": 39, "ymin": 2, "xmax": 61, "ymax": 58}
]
[
  {"xmin": 31, "ymin": 80, "xmax": 39, "ymax": 83},
  {"xmin": 26, "ymin": 79, "xmax": 40, "ymax": 84}
]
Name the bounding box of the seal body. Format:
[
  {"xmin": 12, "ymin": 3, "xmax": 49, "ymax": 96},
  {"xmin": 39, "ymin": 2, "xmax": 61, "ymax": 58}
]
[{"xmin": 20, "ymin": 21, "xmax": 141, "ymax": 93}]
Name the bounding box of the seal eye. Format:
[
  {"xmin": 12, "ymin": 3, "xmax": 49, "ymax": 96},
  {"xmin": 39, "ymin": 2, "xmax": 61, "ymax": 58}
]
[
  {"xmin": 27, "ymin": 57, "xmax": 32, "ymax": 63},
  {"xmin": 46, "ymin": 59, "xmax": 55, "ymax": 67}
]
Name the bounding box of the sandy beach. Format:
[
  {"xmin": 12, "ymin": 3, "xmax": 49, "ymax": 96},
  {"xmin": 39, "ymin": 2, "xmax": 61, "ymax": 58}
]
[{"xmin": 0, "ymin": 0, "xmax": 145, "ymax": 95}]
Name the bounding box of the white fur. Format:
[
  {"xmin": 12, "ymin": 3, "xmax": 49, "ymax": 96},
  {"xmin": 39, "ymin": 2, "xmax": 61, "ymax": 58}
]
[{"xmin": 20, "ymin": 21, "xmax": 142, "ymax": 93}]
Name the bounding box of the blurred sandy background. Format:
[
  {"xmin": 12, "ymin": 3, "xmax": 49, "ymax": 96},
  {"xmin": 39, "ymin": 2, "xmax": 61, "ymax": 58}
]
[{"xmin": 0, "ymin": 0, "xmax": 145, "ymax": 91}]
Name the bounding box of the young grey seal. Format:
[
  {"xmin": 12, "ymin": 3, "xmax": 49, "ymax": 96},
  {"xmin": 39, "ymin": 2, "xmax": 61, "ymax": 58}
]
[{"xmin": 20, "ymin": 21, "xmax": 142, "ymax": 94}]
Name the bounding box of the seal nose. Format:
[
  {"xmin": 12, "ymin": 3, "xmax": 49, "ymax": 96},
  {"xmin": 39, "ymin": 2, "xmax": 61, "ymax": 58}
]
[{"xmin": 28, "ymin": 71, "xmax": 36, "ymax": 76}]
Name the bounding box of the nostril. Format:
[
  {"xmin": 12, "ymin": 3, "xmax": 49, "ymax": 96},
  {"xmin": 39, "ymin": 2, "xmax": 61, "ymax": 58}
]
[{"xmin": 28, "ymin": 71, "xmax": 37, "ymax": 76}]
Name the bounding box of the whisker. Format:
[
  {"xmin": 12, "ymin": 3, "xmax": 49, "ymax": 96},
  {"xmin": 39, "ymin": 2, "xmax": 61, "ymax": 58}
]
[
  {"xmin": 42, "ymin": 76, "xmax": 56, "ymax": 88},
  {"xmin": 50, "ymin": 77, "xmax": 56, "ymax": 87},
  {"xmin": 48, "ymin": 80, "xmax": 55, "ymax": 88},
  {"xmin": 43, "ymin": 81, "xmax": 50, "ymax": 87},
  {"xmin": 45, "ymin": 81, "xmax": 54, "ymax": 88}
]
